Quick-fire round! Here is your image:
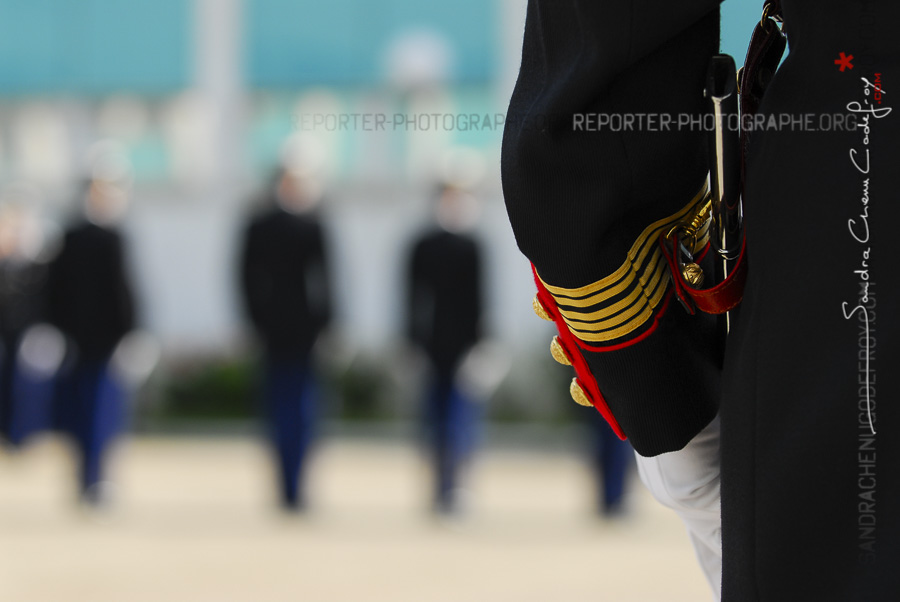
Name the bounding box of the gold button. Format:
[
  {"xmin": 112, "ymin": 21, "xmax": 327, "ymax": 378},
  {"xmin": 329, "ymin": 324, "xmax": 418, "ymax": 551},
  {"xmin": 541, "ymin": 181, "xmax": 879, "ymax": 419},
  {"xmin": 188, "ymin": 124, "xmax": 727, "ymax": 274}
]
[
  {"xmin": 570, "ymin": 378, "xmax": 593, "ymax": 407},
  {"xmin": 532, "ymin": 295, "xmax": 552, "ymax": 321},
  {"xmin": 681, "ymin": 262, "xmax": 705, "ymax": 287},
  {"xmin": 550, "ymin": 336, "xmax": 572, "ymax": 366}
]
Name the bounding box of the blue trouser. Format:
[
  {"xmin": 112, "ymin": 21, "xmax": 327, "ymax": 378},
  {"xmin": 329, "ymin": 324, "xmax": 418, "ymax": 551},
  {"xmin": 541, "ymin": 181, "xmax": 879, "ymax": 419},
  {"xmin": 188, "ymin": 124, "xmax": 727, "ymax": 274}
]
[
  {"xmin": 55, "ymin": 358, "xmax": 123, "ymax": 498},
  {"xmin": 0, "ymin": 350, "xmax": 56, "ymax": 447},
  {"xmin": 425, "ymin": 376, "xmax": 479, "ymax": 511},
  {"xmin": 0, "ymin": 342, "xmax": 13, "ymax": 443},
  {"xmin": 263, "ymin": 356, "xmax": 317, "ymax": 508},
  {"xmin": 591, "ymin": 412, "xmax": 632, "ymax": 513}
]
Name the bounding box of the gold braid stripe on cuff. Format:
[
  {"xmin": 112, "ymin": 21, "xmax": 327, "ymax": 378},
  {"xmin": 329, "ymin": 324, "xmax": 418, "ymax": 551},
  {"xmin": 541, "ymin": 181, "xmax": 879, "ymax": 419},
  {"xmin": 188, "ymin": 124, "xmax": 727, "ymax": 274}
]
[{"xmin": 538, "ymin": 183, "xmax": 711, "ymax": 343}]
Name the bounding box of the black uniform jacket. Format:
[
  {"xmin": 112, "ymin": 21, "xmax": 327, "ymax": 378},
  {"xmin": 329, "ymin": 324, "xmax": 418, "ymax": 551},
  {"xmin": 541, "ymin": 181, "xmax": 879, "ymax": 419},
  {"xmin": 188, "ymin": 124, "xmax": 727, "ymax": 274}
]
[
  {"xmin": 48, "ymin": 222, "xmax": 135, "ymax": 360},
  {"xmin": 502, "ymin": 0, "xmax": 900, "ymax": 599},
  {"xmin": 407, "ymin": 228, "xmax": 482, "ymax": 379},
  {"xmin": 503, "ymin": 0, "xmax": 723, "ymax": 456},
  {"xmin": 240, "ymin": 205, "xmax": 332, "ymax": 359}
]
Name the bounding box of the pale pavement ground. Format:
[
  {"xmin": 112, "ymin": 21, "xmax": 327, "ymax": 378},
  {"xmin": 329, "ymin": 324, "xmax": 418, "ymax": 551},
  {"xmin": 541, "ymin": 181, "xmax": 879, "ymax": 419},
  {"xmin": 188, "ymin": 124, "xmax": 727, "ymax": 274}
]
[{"xmin": 0, "ymin": 434, "xmax": 712, "ymax": 602}]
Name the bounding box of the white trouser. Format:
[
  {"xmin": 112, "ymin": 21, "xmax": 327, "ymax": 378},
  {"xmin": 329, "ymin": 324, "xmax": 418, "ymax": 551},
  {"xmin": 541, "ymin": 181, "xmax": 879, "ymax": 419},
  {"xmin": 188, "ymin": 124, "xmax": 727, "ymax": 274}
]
[{"xmin": 635, "ymin": 415, "xmax": 722, "ymax": 601}]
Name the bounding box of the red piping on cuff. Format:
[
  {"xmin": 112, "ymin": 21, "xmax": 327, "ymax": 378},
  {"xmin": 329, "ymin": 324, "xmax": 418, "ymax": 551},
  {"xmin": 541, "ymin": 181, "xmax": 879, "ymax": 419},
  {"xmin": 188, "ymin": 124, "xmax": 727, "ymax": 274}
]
[{"xmin": 531, "ymin": 265, "xmax": 626, "ymax": 441}]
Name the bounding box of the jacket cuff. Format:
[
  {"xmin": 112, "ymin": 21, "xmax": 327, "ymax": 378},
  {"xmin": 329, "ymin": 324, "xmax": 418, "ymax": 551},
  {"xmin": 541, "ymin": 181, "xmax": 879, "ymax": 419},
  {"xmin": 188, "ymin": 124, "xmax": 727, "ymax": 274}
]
[{"xmin": 529, "ymin": 184, "xmax": 723, "ymax": 456}]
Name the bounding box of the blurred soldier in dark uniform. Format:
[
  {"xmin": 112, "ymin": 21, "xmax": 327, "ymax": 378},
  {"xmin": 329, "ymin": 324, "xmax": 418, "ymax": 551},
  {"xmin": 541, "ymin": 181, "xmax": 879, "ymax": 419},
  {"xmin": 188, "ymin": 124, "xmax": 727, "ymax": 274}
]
[
  {"xmin": 240, "ymin": 166, "xmax": 332, "ymax": 512},
  {"xmin": 407, "ymin": 184, "xmax": 483, "ymax": 515},
  {"xmin": 503, "ymin": 0, "xmax": 900, "ymax": 599},
  {"xmin": 0, "ymin": 202, "xmax": 53, "ymax": 446},
  {"xmin": 48, "ymin": 174, "xmax": 136, "ymax": 505}
]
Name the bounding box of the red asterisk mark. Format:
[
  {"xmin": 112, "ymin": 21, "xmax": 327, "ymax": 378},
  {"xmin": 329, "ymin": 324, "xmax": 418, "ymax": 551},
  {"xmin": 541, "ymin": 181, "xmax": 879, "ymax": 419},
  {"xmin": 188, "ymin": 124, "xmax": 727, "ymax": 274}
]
[{"xmin": 835, "ymin": 52, "xmax": 854, "ymax": 72}]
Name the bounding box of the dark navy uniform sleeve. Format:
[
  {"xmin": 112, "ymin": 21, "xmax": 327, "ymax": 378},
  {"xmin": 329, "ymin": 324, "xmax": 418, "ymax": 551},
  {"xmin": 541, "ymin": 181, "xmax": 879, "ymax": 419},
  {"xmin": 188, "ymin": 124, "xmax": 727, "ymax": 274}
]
[
  {"xmin": 306, "ymin": 220, "xmax": 333, "ymax": 334},
  {"xmin": 501, "ymin": 0, "xmax": 724, "ymax": 456},
  {"xmin": 239, "ymin": 218, "xmax": 268, "ymax": 334}
]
